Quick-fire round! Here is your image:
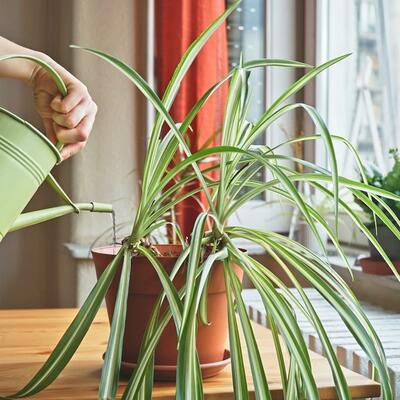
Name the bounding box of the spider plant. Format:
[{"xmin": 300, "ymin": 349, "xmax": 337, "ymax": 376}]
[{"xmin": 6, "ymin": 2, "xmax": 400, "ymax": 400}]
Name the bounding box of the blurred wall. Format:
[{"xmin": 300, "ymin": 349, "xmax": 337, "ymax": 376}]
[{"xmin": 0, "ymin": 0, "xmax": 147, "ymax": 308}]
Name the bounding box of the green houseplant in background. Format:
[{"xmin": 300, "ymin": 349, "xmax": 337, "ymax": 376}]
[
  {"xmin": 355, "ymin": 148, "xmax": 400, "ymax": 274},
  {"xmin": 3, "ymin": 2, "xmax": 400, "ymax": 399}
]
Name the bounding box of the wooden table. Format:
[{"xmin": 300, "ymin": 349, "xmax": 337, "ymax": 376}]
[{"xmin": 0, "ymin": 309, "xmax": 380, "ymax": 399}]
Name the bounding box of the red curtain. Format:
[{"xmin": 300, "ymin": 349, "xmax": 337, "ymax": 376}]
[{"xmin": 155, "ymin": 0, "xmax": 229, "ymax": 238}]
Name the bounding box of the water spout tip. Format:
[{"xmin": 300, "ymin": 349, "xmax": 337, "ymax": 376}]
[{"xmin": 89, "ymin": 202, "xmax": 113, "ymax": 213}]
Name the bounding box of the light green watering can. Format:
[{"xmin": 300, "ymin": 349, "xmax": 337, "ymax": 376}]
[{"xmin": 0, "ymin": 54, "xmax": 112, "ymax": 242}]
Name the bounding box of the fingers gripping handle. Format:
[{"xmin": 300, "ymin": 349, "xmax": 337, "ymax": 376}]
[
  {"xmin": 0, "ymin": 54, "xmax": 67, "ymax": 151},
  {"xmin": 0, "ymin": 56, "xmax": 109, "ymax": 219}
]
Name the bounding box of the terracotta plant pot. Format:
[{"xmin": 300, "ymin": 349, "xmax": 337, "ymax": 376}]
[
  {"xmin": 367, "ymin": 224, "xmax": 400, "ymax": 260},
  {"xmin": 359, "ymin": 256, "xmax": 400, "ymax": 275},
  {"xmin": 92, "ymin": 244, "xmax": 243, "ymax": 381}
]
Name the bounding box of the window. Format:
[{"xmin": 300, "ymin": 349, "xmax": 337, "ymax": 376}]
[
  {"xmin": 227, "ymin": 0, "xmax": 266, "ymax": 143},
  {"xmin": 318, "ymin": 0, "xmax": 400, "ymax": 176},
  {"xmin": 227, "ymin": 0, "xmax": 300, "ymax": 233},
  {"xmin": 317, "ymin": 0, "xmax": 400, "ymax": 246},
  {"xmin": 228, "ymin": 0, "xmax": 400, "ymax": 249},
  {"xmin": 227, "ymin": 0, "xmax": 266, "ymax": 208}
]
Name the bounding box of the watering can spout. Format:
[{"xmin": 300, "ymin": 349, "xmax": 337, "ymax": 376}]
[{"xmin": 6, "ymin": 202, "xmax": 113, "ymax": 237}]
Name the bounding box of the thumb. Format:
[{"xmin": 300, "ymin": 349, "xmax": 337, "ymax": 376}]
[{"xmin": 50, "ymin": 94, "xmax": 63, "ymax": 112}]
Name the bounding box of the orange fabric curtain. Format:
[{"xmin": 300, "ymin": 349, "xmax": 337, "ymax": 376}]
[{"xmin": 155, "ymin": 0, "xmax": 229, "ymax": 238}]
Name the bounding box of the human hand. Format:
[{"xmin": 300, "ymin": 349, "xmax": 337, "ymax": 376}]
[{"xmin": 29, "ymin": 54, "xmax": 97, "ymax": 160}]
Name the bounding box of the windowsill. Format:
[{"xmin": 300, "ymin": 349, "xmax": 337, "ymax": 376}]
[
  {"xmin": 64, "ymin": 243, "xmax": 93, "ymax": 260},
  {"xmin": 328, "ymin": 253, "xmax": 400, "ymax": 311},
  {"xmin": 65, "ymin": 241, "xmax": 400, "ymax": 311},
  {"xmin": 328, "ymin": 252, "xmax": 400, "ymax": 289}
]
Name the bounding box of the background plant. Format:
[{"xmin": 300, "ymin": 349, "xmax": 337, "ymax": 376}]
[
  {"xmin": 4, "ymin": 2, "xmax": 400, "ymax": 400},
  {"xmin": 354, "ymin": 148, "xmax": 400, "ymax": 226}
]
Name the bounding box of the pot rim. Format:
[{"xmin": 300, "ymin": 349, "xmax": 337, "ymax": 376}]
[
  {"xmin": 92, "ymin": 243, "xmax": 185, "ymax": 258},
  {"xmin": 92, "ymin": 244, "xmax": 248, "ymax": 258}
]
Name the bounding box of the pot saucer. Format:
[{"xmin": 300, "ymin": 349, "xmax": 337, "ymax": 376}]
[
  {"xmin": 359, "ymin": 256, "xmax": 400, "ymax": 275},
  {"xmin": 104, "ymin": 349, "xmax": 231, "ymax": 381}
]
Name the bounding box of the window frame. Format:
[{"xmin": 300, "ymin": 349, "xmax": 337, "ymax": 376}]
[
  {"xmin": 313, "ymin": 0, "xmax": 394, "ymax": 248},
  {"xmin": 230, "ymin": 0, "xmax": 303, "ymax": 234}
]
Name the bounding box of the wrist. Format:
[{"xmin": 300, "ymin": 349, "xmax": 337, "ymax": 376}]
[
  {"xmin": 0, "ymin": 37, "xmax": 46, "ymax": 82},
  {"xmin": 0, "ymin": 48, "xmax": 52, "ymax": 84},
  {"xmin": 25, "ymin": 51, "xmax": 53, "ymax": 86}
]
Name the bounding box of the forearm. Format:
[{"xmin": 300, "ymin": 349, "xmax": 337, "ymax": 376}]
[{"xmin": 0, "ymin": 36, "xmax": 45, "ymax": 83}]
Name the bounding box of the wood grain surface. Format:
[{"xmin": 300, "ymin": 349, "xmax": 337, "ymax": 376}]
[{"xmin": 0, "ymin": 308, "xmax": 380, "ymax": 399}]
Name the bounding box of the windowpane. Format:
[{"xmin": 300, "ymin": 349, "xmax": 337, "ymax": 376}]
[
  {"xmin": 226, "ymin": 1, "xmax": 298, "ymax": 232},
  {"xmin": 324, "ymin": 0, "xmax": 400, "ymax": 177},
  {"xmin": 319, "ymin": 0, "xmax": 400, "ymax": 247},
  {"xmin": 227, "ymin": 0, "xmax": 266, "ymax": 198},
  {"xmin": 227, "ymin": 0, "xmax": 266, "ymax": 136}
]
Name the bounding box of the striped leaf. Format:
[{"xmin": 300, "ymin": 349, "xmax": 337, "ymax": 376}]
[
  {"xmin": 12, "ymin": 246, "xmax": 125, "ymax": 398},
  {"xmin": 224, "ymin": 260, "xmax": 249, "ymax": 399},
  {"xmin": 99, "ymin": 247, "xmax": 132, "ymax": 399},
  {"xmin": 226, "ymin": 262, "xmax": 272, "ymax": 400}
]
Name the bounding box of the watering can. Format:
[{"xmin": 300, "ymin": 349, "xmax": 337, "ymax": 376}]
[{"xmin": 0, "ymin": 54, "xmax": 112, "ymax": 242}]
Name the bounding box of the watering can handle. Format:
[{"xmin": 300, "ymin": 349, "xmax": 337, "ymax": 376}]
[
  {"xmin": 36, "ymin": 60, "xmax": 68, "ymax": 152},
  {"xmin": 0, "ymin": 54, "xmax": 67, "ymax": 151}
]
